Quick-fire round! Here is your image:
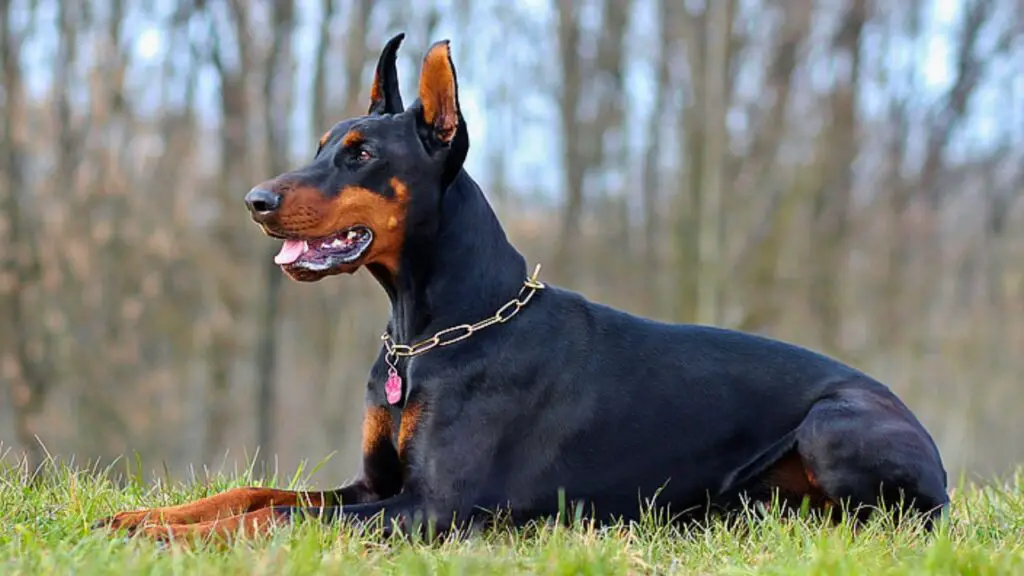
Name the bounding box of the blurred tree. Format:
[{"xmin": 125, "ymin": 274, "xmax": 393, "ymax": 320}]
[
  {"xmin": 0, "ymin": 0, "xmax": 1021, "ymax": 483},
  {"xmin": 808, "ymin": 0, "xmax": 866, "ymax": 355},
  {"xmin": 732, "ymin": 0, "xmax": 813, "ymax": 333},
  {"xmin": 552, "ymin": 0, "xmax": 630, "ymax": 287},
  {"xmin": 638, "ymin": 0, "xmax": 674, "ymax": 315},
  {"xmin": 204, "ymin": 0, "xmax": 256, "ymax": 465},
  {"xmin": 253, "ymin": 0, "xmax": 298, "ymax": 472},
  {"xmin": 693, "ymin": 0, "xmax": 734, "ymax": 326},
  {"xmin": 0, "ymin": 0, "xmax": 49, "ymax": 473}
]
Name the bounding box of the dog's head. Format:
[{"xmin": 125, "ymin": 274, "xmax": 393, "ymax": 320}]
[{"xmin": 244, "ymin": 34, "xmax": 467, "ymax": 283}]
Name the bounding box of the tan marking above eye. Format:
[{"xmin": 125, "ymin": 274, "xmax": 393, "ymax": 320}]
[
  {"xmin": 342, "ymin": 130, "xmax": 364, "ymax": 148},
  {"xmin": 318, "ymin": 131, "xmax": 331, "ymax": 148}
]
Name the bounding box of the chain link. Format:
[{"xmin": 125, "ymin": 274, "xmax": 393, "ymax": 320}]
[{"xmin": 381, "ymin": 264, "xmax": 545, "ymax": 362}]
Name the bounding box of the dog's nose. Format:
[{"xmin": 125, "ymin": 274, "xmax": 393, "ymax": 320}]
[{"xmin": 244, "ymin": 186, "xmax": 282, "ymax": 216}]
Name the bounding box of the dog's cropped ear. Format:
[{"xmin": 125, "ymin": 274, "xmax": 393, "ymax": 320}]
[
  {"xmin": 416, "ymin": 40, "xmax": 459, "ymax": 148},
  {"xmin": 368, "ymin": 33, "xmax": 405, "ymax": 115}
]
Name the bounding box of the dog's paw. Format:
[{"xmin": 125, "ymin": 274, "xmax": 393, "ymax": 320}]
[
  {"xmin": 92, "ymin": 510, "xmax": 158, "ymax": 534},
  {"xmin": 137, "ymin": 524, "xmax": 183, "ymax": 544},
  {"xmin": 137, "ymin": 524, "xmax": 227, "ymax": 549}
]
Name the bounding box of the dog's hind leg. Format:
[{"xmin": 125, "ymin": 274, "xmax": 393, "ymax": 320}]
[{"xmin": 793, "ymin": 386, "xmax": 949, "ymax": 528}]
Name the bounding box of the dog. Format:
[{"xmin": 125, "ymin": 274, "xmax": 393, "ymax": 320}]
[{"xmin": 95, "ymin": 34, "xmax": 949, "ymax": 543}]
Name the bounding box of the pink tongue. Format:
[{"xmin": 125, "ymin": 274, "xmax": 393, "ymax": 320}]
[{"xmin": 274, "ymin": 240, "xmax": 306, "ymax": 265}]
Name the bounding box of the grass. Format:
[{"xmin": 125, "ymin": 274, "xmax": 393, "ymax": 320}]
[{"xmin": 1, "ymin": 455, "xmax": 1023, "ymax": 575}]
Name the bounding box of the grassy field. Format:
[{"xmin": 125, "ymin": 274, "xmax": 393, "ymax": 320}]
[{"xmin": 1, "ymin": 457, "xmax": 1023, "ymax": 575}]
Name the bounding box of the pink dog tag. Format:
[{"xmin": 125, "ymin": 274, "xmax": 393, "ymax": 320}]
[{"xmin": 385, "ymin": 368, "xmax": 402, "ymax": 405}]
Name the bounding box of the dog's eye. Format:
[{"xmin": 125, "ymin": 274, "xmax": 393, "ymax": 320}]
[{"xmin": 337, "ymin": 146, "xmax": 374, "ymax": 168}]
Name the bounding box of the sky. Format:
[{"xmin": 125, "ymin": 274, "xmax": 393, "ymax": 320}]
[{"xmin": 12, "ymin": 0, "xmax": 1021, "ymax": 200}]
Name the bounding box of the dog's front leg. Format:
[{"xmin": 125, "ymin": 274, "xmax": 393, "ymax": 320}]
[
  {"xmin": 96, "ymin": 405, "xmax": 405, "ymax": 534},
  {"xmin": 136, "ymin": 491, "xmax": 447, "ymax": 544},
  {"xmin": 92, "ymin": 486, "xmax": 339, "ymax": 533}
]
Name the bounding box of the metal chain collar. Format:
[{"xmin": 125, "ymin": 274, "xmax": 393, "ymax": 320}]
[{"xmin": 380, "ymin": 264, "xmax": 546, "ymax": 364}]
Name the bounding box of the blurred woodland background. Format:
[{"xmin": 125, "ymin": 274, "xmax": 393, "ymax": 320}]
[{"xmin": 1, "ymin": 0, "xmax": 1022, "ymax": 487}]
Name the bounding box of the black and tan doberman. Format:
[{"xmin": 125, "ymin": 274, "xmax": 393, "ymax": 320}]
[{"xmin": 95, "ymin": 34, "xmax": 948, "ymax": 543}]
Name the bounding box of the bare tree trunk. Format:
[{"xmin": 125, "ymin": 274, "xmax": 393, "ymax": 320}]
[
  {"xmin": 694, "ymin": 0, "xmax": 734, "ymax": 326},
  {"xmin": 732, "ymin": 0, "xmax": 812, "ymax": 333},
  {"xmin": 910, "ymin": 0, "xmax": 992, "ymax": 352},
  {"xmin": 86, "ymin": 0, "xmax": 136, "ymax": 461},
  {"xmin": 254, "ymin": 0, "xmax": 297, "ymax": 471},
  {"xmin": 878, "ymin": 0, "xmax": 921, "ymax": 351},
  {"xmin": 156, "ymin": 8, "xmax": 206, "ymax": 467},
  {"xmin": 552, "ymin": 0, "xmax": 630, "ymax": 288},
  {"xmin": 340, "ymin": 0, "xmax": 374, "ymax": 118},
  {"xmin": 591, "ymin": 0, "xmax": 630, "ymax": 295},
  {"xmin": 311, "ymin": 0, "xmax": 335, "ymax": 138},
  {"xmin": 809, "ymin": 0, "xmax": 865, "ymax": 355},
  {"xmin": 0, "ymin": 0, "xmax": 48, "ymax": 471},
  {"xmin": 204, "ymin": 1, "xmax": 255, "ymax": 465},
  {"xmin": 553, "ymin": 0, "xmax": 585, "ymax": 284},
  {"xmin": 639, "ymin": 0, "xmax": 673, "ymax": 316},
  {"xmin": 672, "ymin": 7, "xmax": 705, "ymax": 323}
]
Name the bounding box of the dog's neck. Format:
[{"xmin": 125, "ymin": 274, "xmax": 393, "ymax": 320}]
[{"xmin": 373, "ymin": 171, "xmax": 528, "ymax": 346}]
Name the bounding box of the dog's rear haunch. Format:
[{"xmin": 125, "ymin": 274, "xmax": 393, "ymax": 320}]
[{"xmin": 95, "ymin": 34, "xmax": 948, "ymax": 544}]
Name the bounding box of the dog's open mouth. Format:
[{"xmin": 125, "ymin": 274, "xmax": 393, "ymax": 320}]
[{"xmin": 272, "ymin": 226, "xmax": 373, "ymax": 271}]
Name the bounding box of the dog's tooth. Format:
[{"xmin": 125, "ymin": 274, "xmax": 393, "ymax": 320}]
[
  {"xmin": 302, "ymin": 241, "xmax": 309, "ymax": 253},
  {"xmin": 346, "ymin": 230, "xmax": 358, "ymax": 241}
]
